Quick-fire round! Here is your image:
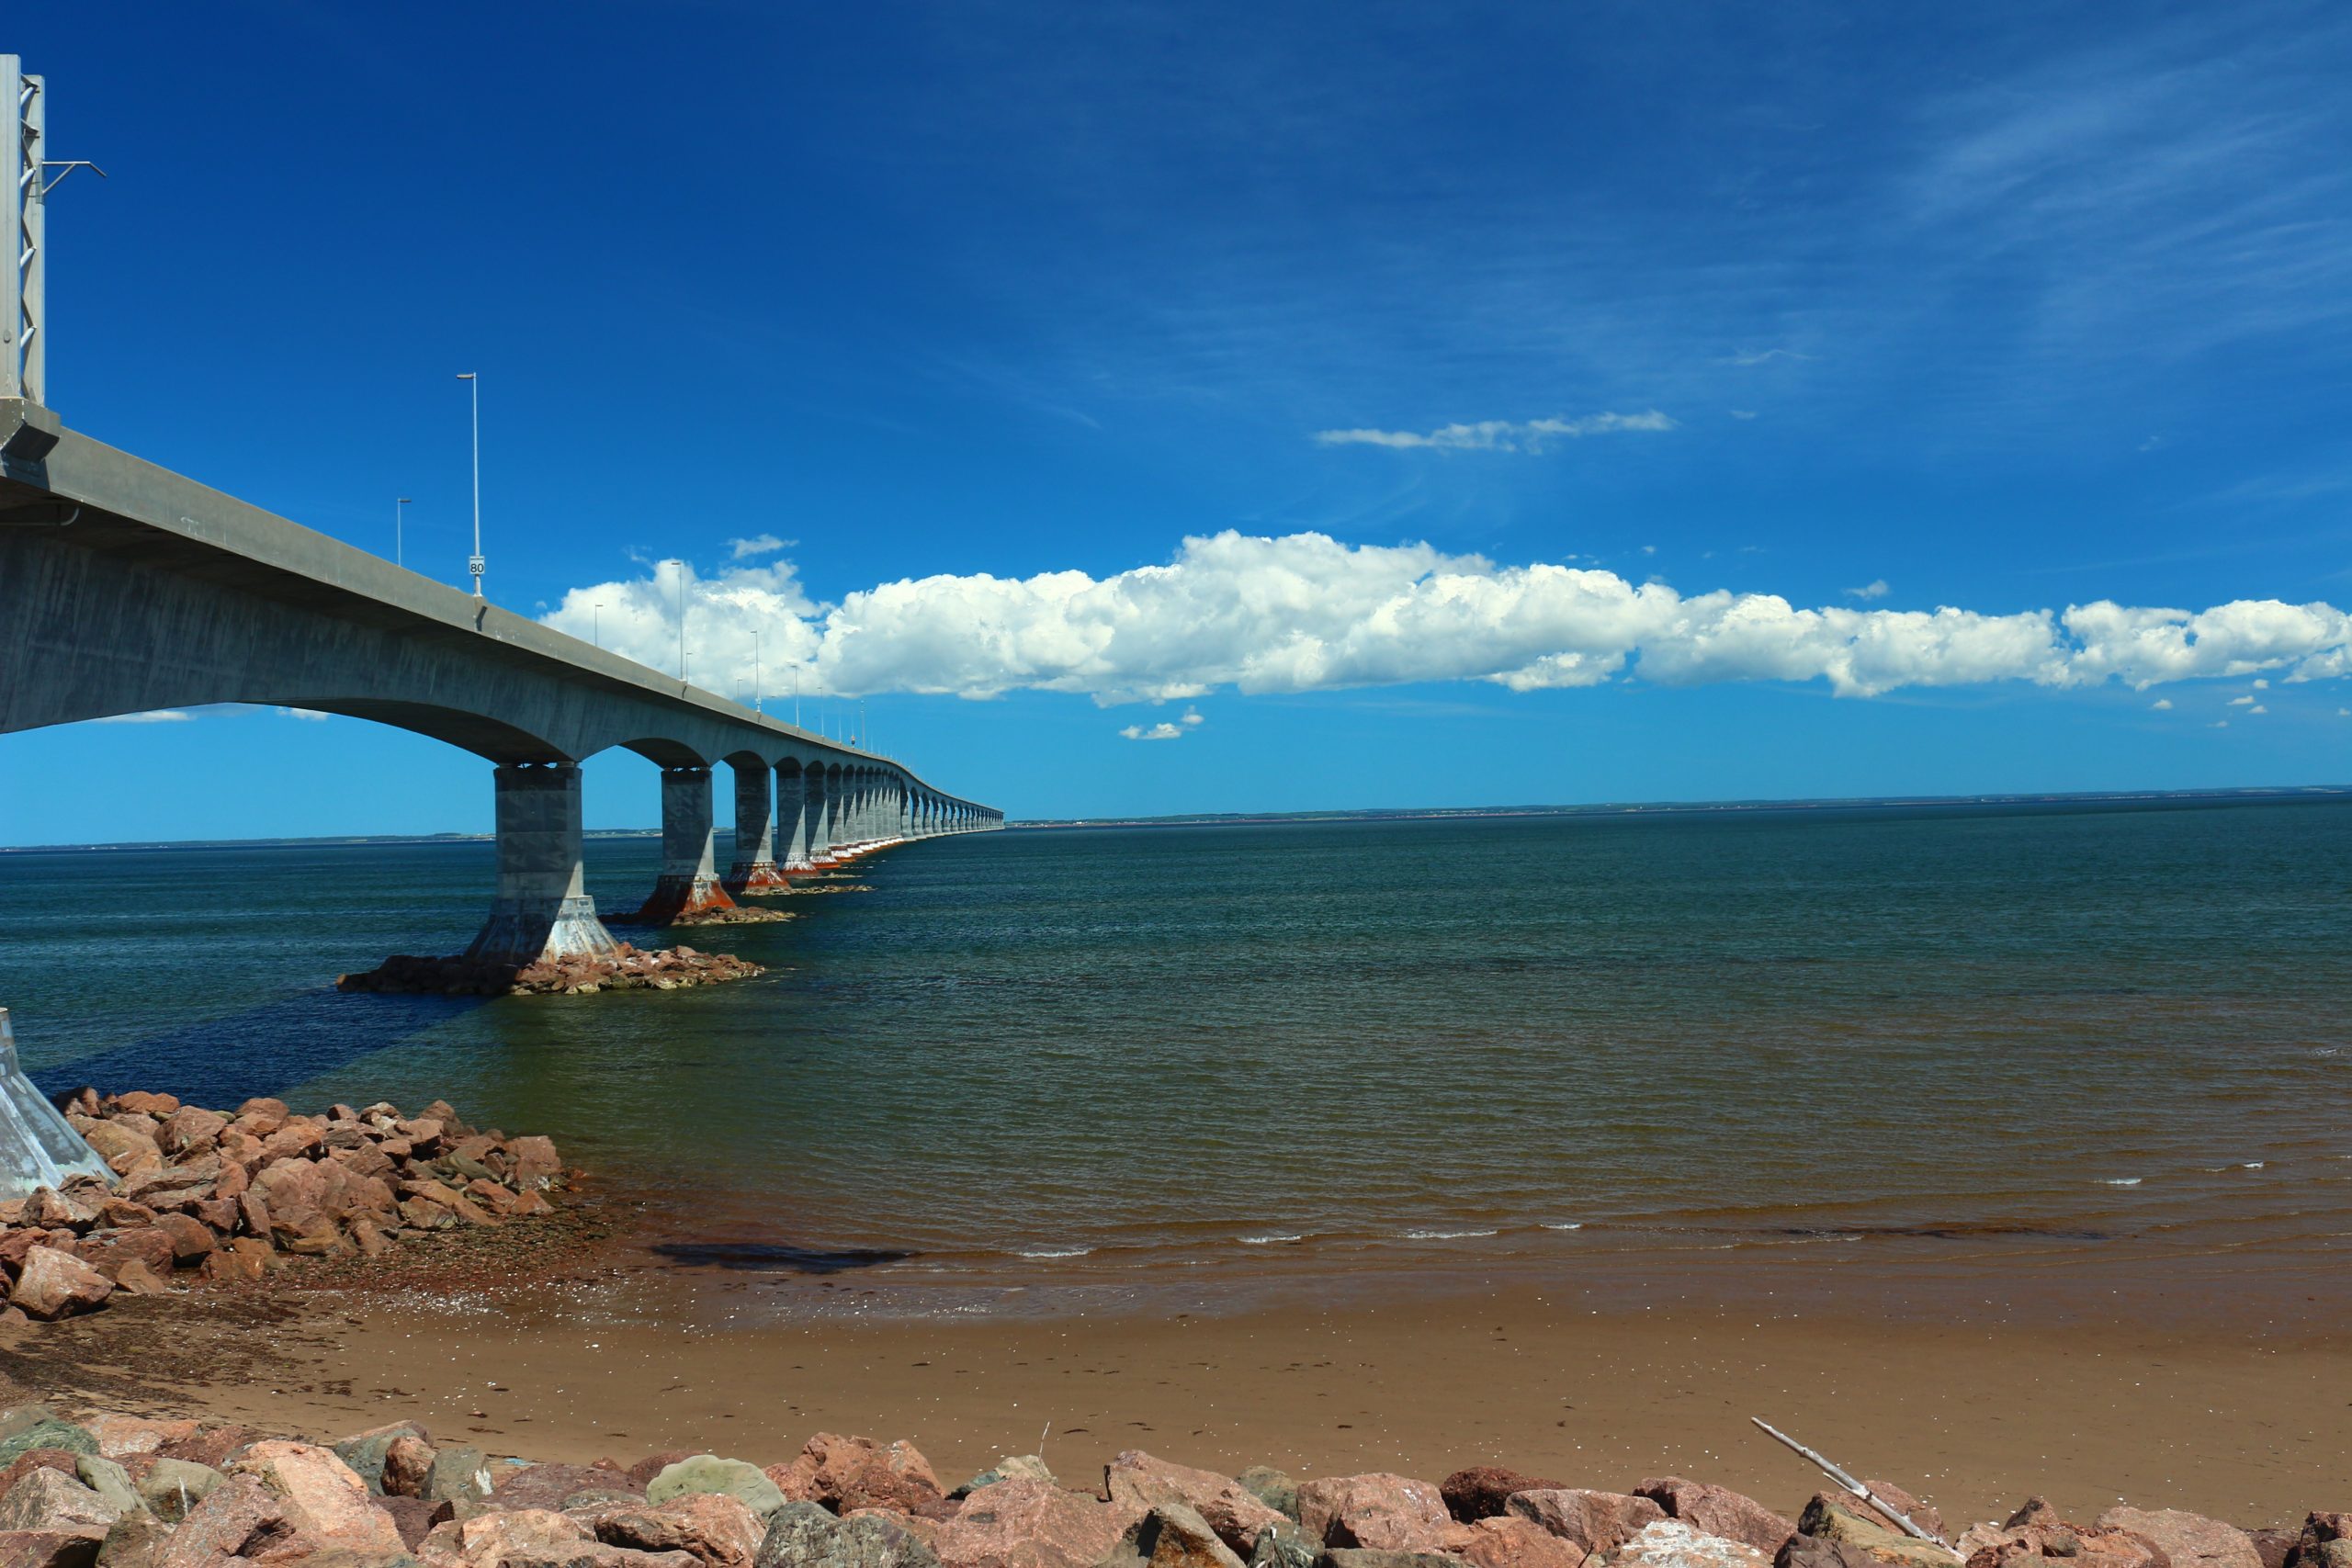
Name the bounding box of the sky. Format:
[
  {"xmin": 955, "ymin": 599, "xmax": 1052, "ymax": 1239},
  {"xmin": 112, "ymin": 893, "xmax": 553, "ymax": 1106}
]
[{"xmin": 6, "ymin": 1, "xmax": 2352, "ymax": 840}]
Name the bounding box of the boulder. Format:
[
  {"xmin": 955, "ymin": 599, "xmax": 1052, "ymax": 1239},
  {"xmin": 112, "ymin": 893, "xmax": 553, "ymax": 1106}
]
[
  {"xmin": 197, "ymin": 1246, "xmax": 266, "ymax": 1287},
  {"xmin": 589, "ymin": 1492, "xmax": 765, "ymax": 1566},
  {"xmin": 146, "ymin": 1214, "xmax": 214, "ymax": 1267},
  {"xmin": 0, "ymin": 1526, "xmax": 107, "ymax": 1566},
  {"xmin": 507, "ymin": 1134, "xmax": 564, "ymax": 1189},
  {"xmin": 0, "ymin": 1455, "xmax": 79, "ymax": 1506},
  {"xmin": 75, "ymin": 1123, "xmax": 161, "ymax": 1178},
  {"xmin": 383, "ymin": 1435, "xmax": 437, "ymax": 1500},
  {"xmin": 756, "ymin": 1502, "xmax": 944, "ymax": 1568},
  {"xmin": 1856, "ymin": 1487, "xmax": 1942, "ymax": 1547},
  {"xmin": 1961, "ymin": 1499, "xmax": 2166, "ymax": 1568},
  {"xmin": 0, "ymin": 1469, "xmax": 119, "ymax": 1533},
  {"xmin": 332, "ymin": 1421, "xmax": 430, "ymax": 1495},
  {"xmin": 153, "ymin": 1422, "xmax": 268, "ymax": 1470},
  {"xmin": 2094, "ymin": 1513, "xmax": 2260, "ymax": 1568},
  {"xmin": 79, "ymin": 1230, "xmax": 173, "ymax": 1284},
  {"xmin": 8, "ymin": 1249, "xmax": 112, "ymax": 1322},
  {"xmin": 1237, "ymin": 1472, "xmax": 1298, "ymax": 1526},
  {"xmin": 496, "ymin": 1462, "xmax": 647, "ymax": 1513},
  {"xmin": 111, "ymin": 1093, "xmax": 177, "ymax": 1118},
  {"xmin": 1444, "ymin": 1472, "xmax": 1566, "ymax": 1526},
  {"xmin": 222, "ymin": 1438, "xmax": 407, "ymax": 1557},
  {"xmin": 21, "ymin": 1191, "xmax": 91, "ymax": 1233},
  {"xmin": 2285, "ymin": 1517, "xmax": 2352, "ymax": 1568},
  {"xmin": 649, "ymin": 1457, "xmax": 787, "ymax": 1521},
  {"xmin": 1105, "ymin": 1453, "xmax": 1283, "ymax": 1553},
  {"xmin": 63, "ymin": 1459, "xmax": 135, "ymax": 1522},
  {"xmin": 1611, "ymin": 1521, "xmax": 1774, "ymax": 1568},
  {"xmin": 380, "ymin": 1493, "xmax": 455, "ymax": 1551},
  {"xmin": 0, "ymin": 1414, "xmax": 96, "ymax": 1467},
  {"xmin": 414, "ymin": 1506, "xmax": 594, "ymax": 1567},
  {"xmin": 105, "ymin": 1261, "xmax": 167, "ymax": 1298},
  {"xmin": 770, "ymin": 1435, "xmax": 946, "ymax": 1519},
  {"xmin": 2249, "ymin": 1532, "xmax": 2297, "ymax": 1568},
  {"xmin": 958, "ymin": 1458, "xmax": 1059, "ymax": 1501},
  {"xmin": 1777, "ymin": 1541, "xmax": 1879, "ymax": 1568},
  {"xmin": 424, "ymin": 1443, "xmax": 492, "ymax": 1503},
  {"xmin": 1248, "ymin": 1521, "xmax": 1317, "ymax": 1568},
  {"xmin": 904, "ymin": 1478, "xmax": 1139, "ymax": 1568},
  {"xmin": 1506, "ymin": 1494, "xmax": 1668, "ymax": 1556},
  {"xmin": 1320, "ymin": 1551, "xmax": 1472, "ymax": 1568},
  {"xmin": 1637, "ymin": 1482, "xmax": 1797, "ymax": 1557},
  {"xmin": 1792, "ymin": 1500, "xmax": 1959, "ymax": 1568},
  {"xmin": 1298, "ymin": 1476, "xmax": 1461, "ymax": 1553},
  {"xmin": 1459, "ymin": 1517, "xmax": 1589, "ymax": 1568},
  {"xmin": 132, "ymin": 1458, "xmax": 220, "ymax": 1523},
  {"xmin": 1104, "ymin": 1503, "xmax": 1248, "ymax": 1568},
  {"xmin": 84, "ymin": 1416, "xmax": 195, "ymax": 1462},
  {"xmin": 155, "ymin": 1107, "xmax": 227, "ymax": 1157}
]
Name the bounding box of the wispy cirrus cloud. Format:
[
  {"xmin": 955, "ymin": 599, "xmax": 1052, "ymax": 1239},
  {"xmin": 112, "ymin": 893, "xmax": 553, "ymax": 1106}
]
[
  {"xmin": 1312, "ymin": 411, "xmax": 1676, "ymax": 453},
  {"xmin": 728, "ymin": 534, "xmax": 795, "ymax": 560}
]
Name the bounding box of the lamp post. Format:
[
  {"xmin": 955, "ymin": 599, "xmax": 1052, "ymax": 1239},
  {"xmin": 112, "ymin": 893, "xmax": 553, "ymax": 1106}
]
[
  {"xmin": 592, "ymin": 601, "xmax": 604, "ymax": 649},
  {"xmin": 752, "ymin": 630, "xmax": 763, "ymax": 716},
  {"xmin": 395, "ymin": 497, "xmax": 411, "ymax": 567},
  {"xmin": 455, "ymin": 373, "xmax": 483, "ymax": 597}
]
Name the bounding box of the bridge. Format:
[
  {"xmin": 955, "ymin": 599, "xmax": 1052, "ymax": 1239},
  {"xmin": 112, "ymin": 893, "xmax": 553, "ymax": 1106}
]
[{"xmin": 0, "ymin": 60, "xmax": 999, "ymax": 975}]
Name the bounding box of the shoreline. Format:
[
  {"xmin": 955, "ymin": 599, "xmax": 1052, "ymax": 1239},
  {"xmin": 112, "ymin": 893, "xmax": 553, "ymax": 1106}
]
[{"xmin": 3, "ymin": 1221, "xmax": 2344, "ymax": 1529}]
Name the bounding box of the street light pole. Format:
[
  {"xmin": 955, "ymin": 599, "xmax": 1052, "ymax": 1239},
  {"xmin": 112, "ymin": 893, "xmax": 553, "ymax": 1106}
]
[
  {"xmin": 592, "ymin": 601, "xmax": 603, "ymax": 649},
  {"xmin": 395, "ymin": 497, "xmax": 411, "ymax": 567},
  {"xmin": 753, "ymin": 629, "xmax": 763, "ymax": 716},
  {"xmin": 662, "ymin": 558, "xmax": 687, "ymax": 684},
  {"xmin": 456, "ymin": 373, "xmax": 483, "ymax": 597}
]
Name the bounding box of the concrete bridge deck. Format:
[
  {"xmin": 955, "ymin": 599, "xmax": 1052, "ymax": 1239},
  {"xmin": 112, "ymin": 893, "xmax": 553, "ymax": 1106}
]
[{"xmin": 0, "ymin": 397, "xmax": 1002, "ymax": 966}]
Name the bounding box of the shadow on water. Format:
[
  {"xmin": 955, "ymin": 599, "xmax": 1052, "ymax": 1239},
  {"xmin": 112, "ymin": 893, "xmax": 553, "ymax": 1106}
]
[
  {"xmin": 649, "ymin": 1242, "xmax": 919, "ymax": 1275},
  {"xmin": 29, "ymin": 990, "xmax": 490, "ymax": 1107}
]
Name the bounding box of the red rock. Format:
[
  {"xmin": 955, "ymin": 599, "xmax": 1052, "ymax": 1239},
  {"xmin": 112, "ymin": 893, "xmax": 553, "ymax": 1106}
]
[
  {"xmin": 1639, "ymin": 1480, "xmax": 1798, "ymax": 1556},
  {"xmin": 0, "ymin": 1232, "xmax": 51, "ymax": 1277},
  {"xmin": 74, "ymin": 1122, "xmax": 161, "ymax": 1179},
  {"xmin": 149, "ymin": 1213, "xmax": 216, "ymax": 1265},
  {"xmin": 1446, "ymin": 1470, "xmax": 1568, "ymax": 1525},
  {"xmin": 223, "ymin": 1439, "xmax": 405, "ymax": 1557},
  {"xmin": 8, "ymin": 1247, "xmax": 113, "ymax": 1322},
  {"xmin": 2096, "ymin": 1512, "xmax": 2259, "ymax": 1568},
  {"xmin": 235, "ymin": 1190, "xmax": 272, "ymax": 1240},
  {"xmin": 1508, "ymin": 1493, "xmax": 1669, "ymax": 1555},
  {"xmin": 155, "ymin": 1106, "xmax": 227, "ymax": 1156},
  {"xmin": 629, "ymin": 1450, "xmax": 701, "ymax": 1488},
  {"xmin": 397, "ymin": 1118, "xmax": 446, "ymax": 1153},
  {"xmin": 121, "ymin": 1157, "xmax": 219, "ymax": 1208},
  {"xmin": 112, "ymin": 1092, "xmax": 179, "ymax": 1117},
  {"xmin": 589, "ymin": 1492, "xmax": 763, "ymax": 1566},
  {"xmin": 1298, "ymin": 1475, "xmax": 1463, "ymax": 1553},
  {"xmin": 256, "ymin": 1122, "xmax": 323, "ymax": 1164},
  {"xmin": 155, "ymin": 1423, "xmax": 269, "ymax": 1470},
  {"xmin": 80, "ymin": 1227, "xmax": 175, "ymax": 1281},
  {"xmin": 198, "ymin": 1246, "xmax": 266, "ymax": 1286},
  {"xmin": 464, "ymin": 1178, "xmax": 521, "ymax": 1217},
  {"xmin": 348, "ymin": 1217, "xmax": 394, "ymax": 1258},
  {"xmin": 507, "ymin": 1134, "xmax": 563, "ymax": 1189},
  {"xmin": 416, "ymin": 1505, "xmax": 594, "ymax": 1566},
  {"xmin": 909, "ymin": 1478, "xmax": 1141, "ymax": 1568},
  {"xmin": 85, "ymin": 1416, "xmax": 198, "ymax": 1462},
  {"xmin": 91, "ymin": 1199, "xmax": 155, "ymax": 1231},
  {"xmin": 382, "ymin": 1434, "xmax": 437, "ymax": 1500},
  {"xmin": 492, "ymin": 1461, "xmax": 644, "ymax": 1512},
  {"xmin": 1104, "ymin": 1451, "xmax": 1283, "ymax": 1553},
  {"xmin": 216, "ymin": 1130, "xmax": 265, "ymax": 1171},
  {"xmin": 381, "ymin": 1491, "xmax": 453, "ymax": 1551},
  {"xmin": 108, "ymin": 1260, "xmax": 169, "ymax": 1297},
  {"xmin": 2279, "ymin": 1515, "xmax": 2347, "ymax": 1568},
  {"xmin": 513, "ymin": 1187, "xmax": 557, "ymax": 1216},
  {"xmin": 771, "ymin": 1433, "xmax": 950, "ymax": 1519},
  {"xmin": 0, "ymin": 1467, "xmax": 118, "ymax": 1532},
  {"xmin": 1463, "ymin": 1516, "xmax": 1592, "ymax": 1568},
  {"xmin": 0, "ymin": 1525, "xmax": 107, "ymax": 1564},
  {"xmin": 1858, "ymin": 1484, "xmax": 1942, "ymax": 1546},
  {"xmin": 156, "ymin": 1472, "xmax": 304, "ymax": 1566},
  {"xmin": 0, "ymin": 1454, "xmax": 84, "ymax": 1500},
  {"xmin": 19, "ymin": 1191, "xmax": 87, "ymax": 1234},
  {"xmin": 183, "ymin": 1198, "xmax": 240, "ymax": 1234}
]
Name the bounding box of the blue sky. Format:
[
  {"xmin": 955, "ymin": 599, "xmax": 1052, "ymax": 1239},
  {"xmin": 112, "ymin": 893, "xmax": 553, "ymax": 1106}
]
[{"xmin": 6, "ymin": 2, "xmax": 2352, "ymax": 840}]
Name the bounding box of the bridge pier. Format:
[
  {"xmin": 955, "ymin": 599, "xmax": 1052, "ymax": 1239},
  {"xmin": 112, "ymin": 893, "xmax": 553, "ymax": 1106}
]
[
  {"xmin": 632, "ymin": 766, "xmax": 737, "ymax": 921},
  {"xmin": 463, "ymin": 763, "xmax": 623, "ymax": 967},
  {"xmin": 723, "ymin": 759, "xmax": 786, "ymax": 891},
  {"xmin": 777, "ymin": 763, "xmax": 812, "ymax": 874},
  {"xmin": 808, "ymin": 768, "xmax": 840, "ymax": 866}
]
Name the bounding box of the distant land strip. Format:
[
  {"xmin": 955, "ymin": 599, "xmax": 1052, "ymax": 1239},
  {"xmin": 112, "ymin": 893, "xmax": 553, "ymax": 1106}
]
[{"xmin": 6, "ymin": 784, "xmax": 2350, "ymax": 852}]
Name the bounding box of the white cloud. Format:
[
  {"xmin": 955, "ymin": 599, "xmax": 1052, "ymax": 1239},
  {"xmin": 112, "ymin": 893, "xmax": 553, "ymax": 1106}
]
[
  {"xmin": 1312, "ymin": 411, "xmax": 1675, "ymax": 452},
  {"xmin": 2151, "ymin": 698, "xmax": 2173, "ymax": 710},
  {"xmin": 94, "ymin": 709, "xmax": 192, "ymax": 724},
  {"xmin": 2253, "ymin": 678, "xmax": 2270, "ymax": 688},
  {"xmin": 545, "ymin": 530, "xmax": 2352, "ymax": 709},
  {"xmin": 276, "ymin": 707, "xmax": 332, "ymax": 722},
  {"xmin": 1846, "ymin": 580, "xmax": 1891, "ymax": 601},
  {"xmin": 2228, "ymin": 694, "xmax": 2254, "ymax": 705},
  {"xmin": 1722, "ymin": 349, "xmax": 1813, "ymax": 367},
  {"xmin": 727, "ymin": 534, "xmax": 794, "ymax": 559},
  {"xmin": 1120, "ymin": 722, "xmax": 1184, "ymax": 741},
  {"xmin": 2249, "ymin": 704, "xmax": 2268, "ymax": 715}
]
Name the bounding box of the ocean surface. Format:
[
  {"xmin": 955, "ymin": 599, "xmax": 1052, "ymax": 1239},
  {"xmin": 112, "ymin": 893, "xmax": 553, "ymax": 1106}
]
[{"xmin": 3, "ymin": 799, "xmax": 2348, "ymax": 1323}]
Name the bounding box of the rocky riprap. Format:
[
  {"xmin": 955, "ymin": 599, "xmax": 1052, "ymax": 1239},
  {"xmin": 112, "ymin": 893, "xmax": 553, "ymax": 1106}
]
[
  {"xmin": 0, "ymin": 1410, "xmax": 2334, "ymax": 1568},
  {"xmin": 337, "ymin": 943, "xmax": 764, "ymax": 997},
  {"xmin": 0, "ymin": 1091, "xmax": 565, "ymax": 1325}
]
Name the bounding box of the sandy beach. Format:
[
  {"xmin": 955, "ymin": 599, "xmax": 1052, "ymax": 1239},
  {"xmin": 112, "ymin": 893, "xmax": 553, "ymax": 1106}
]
[{"xmin": 4, "ymin": 1235, "xmax": 2343, "ymax": 1532}]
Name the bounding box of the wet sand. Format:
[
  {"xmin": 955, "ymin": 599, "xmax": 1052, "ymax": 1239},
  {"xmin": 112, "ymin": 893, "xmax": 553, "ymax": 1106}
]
[{"xmin": 4, "ymin": 1250, "xmax": 2344, "ymax": 1531}]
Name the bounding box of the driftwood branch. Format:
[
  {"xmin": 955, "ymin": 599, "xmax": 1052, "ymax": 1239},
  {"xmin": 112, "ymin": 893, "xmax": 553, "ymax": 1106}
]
[{"xmin": 1750, "ymin": 1416, "xmax": 1950, "ymax": 1548}]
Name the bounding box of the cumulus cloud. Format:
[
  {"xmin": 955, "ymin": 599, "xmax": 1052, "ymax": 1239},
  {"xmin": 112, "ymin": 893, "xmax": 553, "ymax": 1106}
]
[
  {"xmin": 1313, "ymin": 412, "xmax": 1675, "ymax": 452},
  {"xmin": 728, "ymin": 534, "xmax": 793, "ymax": 559},
  {"xmin": 543, "ymin": 530, "xmax": 2352, "ymax": 709},
  {"xmin": 2151, "ymin": 698, "xmax": 2173, "ymax": 709},
  {"xmin": 1846, "ymin": 580, "xmax": 1891, "ymax": 601},
  {"xmin": 1121, "ymin": 721, "xmax": 1185, "ymax": 740},
  {"xmin": 2228, "ymin": 694, "xmax": 2255, "ymax": 705},
  {"xmin": 95, "ymin": 709, "xmax": 192, "ymax": 724}
]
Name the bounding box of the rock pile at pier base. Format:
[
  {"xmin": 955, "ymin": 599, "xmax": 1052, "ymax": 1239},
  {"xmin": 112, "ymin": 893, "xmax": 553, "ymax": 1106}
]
[
  {"xmin": 0, "ymin": 1413, "xmax": 2333, "ymax": 1568},
  {"xmin": 0, "ymin": 1091, "xmax": 565, "ymax": 1325},
  {"xmin": 337, "ymin": 943, "xmax": 763, "ymax": 996}
]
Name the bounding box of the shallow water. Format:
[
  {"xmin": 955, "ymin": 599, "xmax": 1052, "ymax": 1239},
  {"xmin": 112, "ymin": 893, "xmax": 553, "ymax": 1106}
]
[{"xmin": 3, "ymin": 799, "xmax": 2347, "ymax": 1320}]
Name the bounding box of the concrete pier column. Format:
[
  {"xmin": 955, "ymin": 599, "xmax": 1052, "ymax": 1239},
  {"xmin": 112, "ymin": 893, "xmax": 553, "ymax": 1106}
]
[
  {"xmin": 464, "ymin": 763, "xmax": 623, "ymax": 967},
  {"xmin": 724, "ymin": 759, "xmax": 786, "ymax": 891},
  {"xmin": 777, "ymin": 763, "xmax": 812, "ymax": 872},
  {"xmin": 807, "ymin": 767, "xmax": 837, "ymax": 865},
  {"xmin": 633, "ymin": 767, "xmax": 736, "ymax": 920}
]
